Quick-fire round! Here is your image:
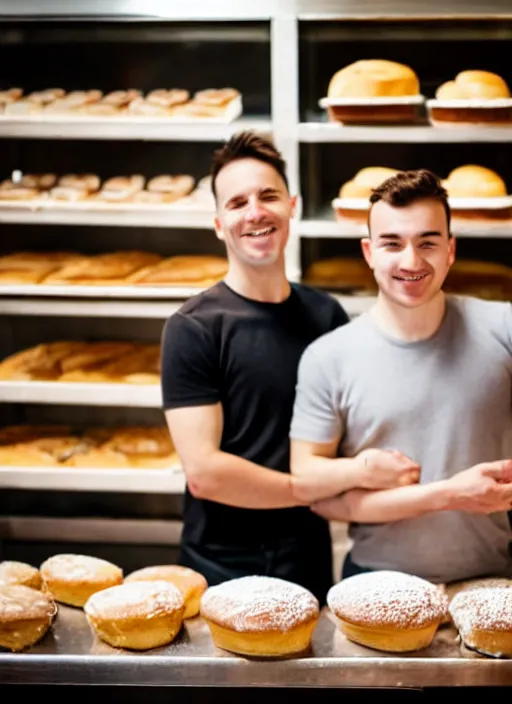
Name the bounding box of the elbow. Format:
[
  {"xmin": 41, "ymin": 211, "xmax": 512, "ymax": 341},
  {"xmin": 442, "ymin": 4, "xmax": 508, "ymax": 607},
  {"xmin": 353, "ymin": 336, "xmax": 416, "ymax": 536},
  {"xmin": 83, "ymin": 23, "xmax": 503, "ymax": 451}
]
[{"xmin": 185, "ymin": 463, "xmax": 219, "ymax": 501}]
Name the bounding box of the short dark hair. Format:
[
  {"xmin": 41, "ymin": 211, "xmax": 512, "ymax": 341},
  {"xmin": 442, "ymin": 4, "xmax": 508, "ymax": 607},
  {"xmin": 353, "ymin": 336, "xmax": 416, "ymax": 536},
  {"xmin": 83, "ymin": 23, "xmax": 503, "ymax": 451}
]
[
  {"xmin": 369, "ymin": 168, "xmax": 451, "ymax": 232},
  {"xmin": 210, "ymin": 131, "xmax": 289, "ymax": 199}
]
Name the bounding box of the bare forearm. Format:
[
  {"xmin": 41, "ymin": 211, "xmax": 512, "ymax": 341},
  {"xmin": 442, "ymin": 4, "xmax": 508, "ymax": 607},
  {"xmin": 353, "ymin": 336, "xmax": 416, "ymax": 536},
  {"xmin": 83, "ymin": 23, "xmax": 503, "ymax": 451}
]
[
  {"xmin": 291, "ymin": 455, "xmax": 363, "ymax": 501},
  {"xmin": 317, "ymin": 481, "xmax": 451, "ymax": 524},
  {"xmin": 186, "ymin": 450, "xmax": 304, "ymax": 509}
]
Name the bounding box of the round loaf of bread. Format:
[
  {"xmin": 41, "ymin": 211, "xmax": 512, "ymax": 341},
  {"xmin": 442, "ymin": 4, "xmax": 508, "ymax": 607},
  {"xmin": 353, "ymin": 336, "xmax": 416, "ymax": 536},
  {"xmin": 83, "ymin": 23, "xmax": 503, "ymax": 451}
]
[
  {"xmin": 339, "ymin": 166, "xmax": 399, "ymax": 198},
  {"xmin": 200, "ymin": 575, "xmax": 319, "ymax": 657},
  {"xmin": 84, "ymin": 580, "xmax": 185, "ymax": 650},
  {"xmin": 436, "ymin": 71, "xmax": 510, "ymax": 100},
  {"xmin": 328, "ymin": 60, "xmax": 420, "ymax": 99},
  {"xmin": 0, "ymin": 584, "xmax": 57, "ymax": 651},
  {"xmin": 442, "ymin": 165, "xmax": 507, "ymax": 198},
  {"xmin": 40, "ymin": 554, "xmax": 123, "ymax": 607},
  {"xmin": 327, "ymin": 571, "xmax": 447, "ymax": 653},
  {"xmin": 0, "ymin": 561, "xmax": 43, "ymax": 590},
  {"xmin": 449, "ymin": 586, "xmax": 512, "ymax": 657},
  {"xmin": 124, "ymin": 565, "xmax": 207, "ymax": 618}
]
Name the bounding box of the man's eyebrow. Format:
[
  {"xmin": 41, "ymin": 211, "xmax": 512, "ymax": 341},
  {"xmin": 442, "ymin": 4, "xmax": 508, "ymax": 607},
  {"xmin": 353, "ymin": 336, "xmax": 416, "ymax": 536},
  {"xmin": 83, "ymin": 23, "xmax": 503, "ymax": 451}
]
[{"xmin": 377, "ymin": 231, "xmax": 442, "ymax": 240}]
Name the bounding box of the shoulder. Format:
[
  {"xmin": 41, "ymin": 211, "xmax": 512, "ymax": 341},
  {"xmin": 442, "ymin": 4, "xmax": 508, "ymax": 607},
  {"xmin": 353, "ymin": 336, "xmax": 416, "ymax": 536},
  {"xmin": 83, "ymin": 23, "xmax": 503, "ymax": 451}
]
[
  {"xmin": 300, "ymin": 313, "xmax": 366, "ymax": 363},
  {"xmin": 449, "ymin": 294, "xmax": 511, "ymax": 329},
  {"xmin": 291, "ymin": 283, "xmax": 350, "ymax": 323}
]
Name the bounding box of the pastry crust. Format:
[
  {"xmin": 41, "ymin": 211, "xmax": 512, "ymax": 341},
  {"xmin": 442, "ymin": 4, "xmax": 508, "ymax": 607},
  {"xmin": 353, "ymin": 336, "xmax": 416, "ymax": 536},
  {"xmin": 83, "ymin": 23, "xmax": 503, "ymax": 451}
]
[
  {"xmin": 129, "ymin": 255, "xmax": 228, "ymax": 286},
  {"xmin": 84, "ymin": 580, "xmax": 184, "ymax": 650},
  {"xmin": 0, "ymin": 561, "xmax": 43, "ymax": 590},
  {"xmin": 327, "ymin": 571, "xmax": 447, "ymax": 653},
  {"xmin": 42, "ymin": 251, "xmax": 162, "ymax": 285},
  {"xmin": 328, "ymin": 60, "xmax": 420, "ymax": 99},
  {"xmin": 200, "ymin": 575, "xmax": 319, "ymax": 657},
  {"xmin": 125, "ymin": 565, "xmax": 207, "ymax": 618},
  {"xmin": 449, "ymin": 586, "xmax": 512, "ymax": 657},
  {"xmin": 0, "ymin": 584, "xmax": 56, "ymax": 651},
  {"xmin": 40, "ymin": 554, "xmax": 123, "ymax": 607},
  {"xmin": 303, "ymin": 257, "xmax": 376, "ymax": 292}
]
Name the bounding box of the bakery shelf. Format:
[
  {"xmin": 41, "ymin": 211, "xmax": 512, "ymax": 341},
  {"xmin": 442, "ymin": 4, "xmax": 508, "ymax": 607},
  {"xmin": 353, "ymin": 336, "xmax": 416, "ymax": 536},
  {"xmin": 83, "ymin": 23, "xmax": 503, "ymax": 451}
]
[
  {"xmin": 1, "ymin": 605, "xmax": 511, "ymax": 688},
  {"xmin": 299, "ymin": 214, "xmax": 512, "ymax": 239},
  {"xmin": 0, "ymin": 284, "xmax": 205, "ymax": 299},
  {"xmin": 0, "ymin": 204, "xmax": 214, "ymax": 229},
  {"xmin": 0, "ymin": 381, "xmax": 161, "ymax": 407},
  {"xmin": 0, "ymin": 298, "xmax": 182, "ymax": 318},
  {"xmin": 0, "ymin": 116, "xmax": 272, "ymax": 142},
  {"xmin": 298, "ymin": 122, "xmax": 512, "ymax": 144},
  {"xmin": 331, "ymin": 294, "xmax": 375, "ymax": 316},
  {"xmin": 0, "ymin": 466, "xmax": 185, "ymax": 494}
]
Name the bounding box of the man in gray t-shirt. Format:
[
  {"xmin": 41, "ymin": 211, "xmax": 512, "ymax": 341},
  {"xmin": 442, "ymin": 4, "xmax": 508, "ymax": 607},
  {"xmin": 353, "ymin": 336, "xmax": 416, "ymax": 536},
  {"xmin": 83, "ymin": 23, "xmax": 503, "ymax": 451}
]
[{"xmin": 290, "ymin": 169, "xmax": 512, "ymax": 584}]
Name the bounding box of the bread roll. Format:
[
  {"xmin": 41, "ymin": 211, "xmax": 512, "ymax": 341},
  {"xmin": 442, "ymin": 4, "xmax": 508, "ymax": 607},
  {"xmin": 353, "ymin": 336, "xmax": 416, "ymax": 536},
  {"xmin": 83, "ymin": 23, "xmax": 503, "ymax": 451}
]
[
  {"xmin": 0, "ymin": 584, "xmax": 56, "ymax": 651},
  {"xmin": 84, "ymin": 580, "xmax": 184, "ymax": 650},
  {"xmin": 0, "ymin": 561, "xmax": 43, "ymax": 590},
  {"xmin": 339, "ymin": 167, "xmax": 399, "ymax": 199},
  {"xmin": 444, "ymin": 260, "xmax": 512, "ymax": 300},
  {"xmin": 443, "ymin": 165, "xmax": 507, "ymax": 198},
  {"xmin": 327, "ymin": 571, "xmax": 447, "ymax": 653},
  {"xmin": 129, "ymin": 255, "xmax": 228, "ymax": 286},
  {"xmin": 303, "ymin": 257, "xmax": 376, "ymax": 292},
  {"xmin": 40, "ymin": 554, "xmax": 123, "ymax": 607},
  {"xmin": 328, "ymin": 60, "xmax": 420, "ymax": 98},
  {"xmin": 449, "ymin": 586, "xmax": 512, "ymax": 657},
  {"xmin": 200, "ymin": 575, "xmax": 319, "ymax": 657},
  {"xmin": 436, "ymin": 71, "xmax": 510, "ymax": 100},
  {"xmin": 125, "ymin": 565, "xmax": 207, "ymax": 618}
]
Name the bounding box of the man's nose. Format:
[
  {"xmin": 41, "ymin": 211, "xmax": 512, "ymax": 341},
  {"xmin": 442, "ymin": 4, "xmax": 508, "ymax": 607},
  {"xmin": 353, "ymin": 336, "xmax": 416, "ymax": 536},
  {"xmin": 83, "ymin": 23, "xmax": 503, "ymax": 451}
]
[
  {"xmin": 246, "ymin": 196, "xmax": 266, "ymax": 220},
  {"xmin": 400, "ymin": 244, "xmax": 422, "ymax": 270}
]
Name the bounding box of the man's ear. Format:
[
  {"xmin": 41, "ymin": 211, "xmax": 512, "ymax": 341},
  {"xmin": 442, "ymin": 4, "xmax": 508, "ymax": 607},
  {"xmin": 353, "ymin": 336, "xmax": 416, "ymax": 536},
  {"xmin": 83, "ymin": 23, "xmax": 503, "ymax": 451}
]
[
  {"xmin": 448, "ymin": 234, "xmax": 456, "ymax": 267},
  {"xmin": 361, "ymin": 237, "xmax": 373, "ymax": 269},
  {"xmin": 214, "ymin": 216, "xmax": 225, "ymax": 242},
  {"xmin": 289, "ymin": 194, "xmax": 298, "ymax": 219}
]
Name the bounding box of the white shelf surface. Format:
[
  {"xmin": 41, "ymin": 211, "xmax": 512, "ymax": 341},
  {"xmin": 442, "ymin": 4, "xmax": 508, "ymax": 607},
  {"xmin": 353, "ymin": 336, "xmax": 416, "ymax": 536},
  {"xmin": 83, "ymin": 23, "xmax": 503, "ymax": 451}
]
[
  {"xmin": 0, "ymin": 116, "xmax": 272, "ymax": 141},
  {"xmin": 0, "ymin": 465, "xmax": 185, "ymax": 494},
  {"xmin": 299, "ymin": 214, "xmax": 512, "ymax": 239},
  {"xmin": 0, "ymin": 381, "xmax": 161, "ymax": 407},
  {"xmin": 0, "ymin": 298, "xmax": 182, "ymax": 318},
  {"xmin": 298, "ymin": 122, "xmax": 512, "ymax": 143},
  {"xmin": 331, "ymin": 293, "xmax": 375, "ymax": 316},
  {"xmin": 0, "ymin": 205, "xmax": 215, "ymax": 229},
  {"xmin": 0, "ymin": 284, "xmax": 205, "ymax": 299}
]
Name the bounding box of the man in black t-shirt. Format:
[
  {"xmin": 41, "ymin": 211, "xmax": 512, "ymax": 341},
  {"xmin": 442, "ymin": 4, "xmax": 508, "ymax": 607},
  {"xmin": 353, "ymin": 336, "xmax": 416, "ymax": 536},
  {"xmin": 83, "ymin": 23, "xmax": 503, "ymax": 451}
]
[{"xmin": 161, "ymin": 132, "xmax": 414, "ymax": 604}]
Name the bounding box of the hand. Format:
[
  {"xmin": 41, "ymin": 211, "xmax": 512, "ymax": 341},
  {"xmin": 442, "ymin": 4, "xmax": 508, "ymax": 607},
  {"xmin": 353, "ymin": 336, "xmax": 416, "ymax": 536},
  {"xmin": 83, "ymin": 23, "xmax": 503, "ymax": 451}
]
[
  {"xmin": 444, "ymin": 459, "xmax": 512, "ymax": 514},
  {"xmin": 356, "ymin": 448, "xmax": 420, "ymax": 490}
]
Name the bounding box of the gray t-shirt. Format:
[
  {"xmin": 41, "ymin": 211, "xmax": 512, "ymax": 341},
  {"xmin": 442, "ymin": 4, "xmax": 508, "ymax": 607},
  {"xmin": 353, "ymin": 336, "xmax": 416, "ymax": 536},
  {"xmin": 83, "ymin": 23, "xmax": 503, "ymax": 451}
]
[{"xmin": 290, "ymin": 295, "xmax": 512, "ymax": 583}]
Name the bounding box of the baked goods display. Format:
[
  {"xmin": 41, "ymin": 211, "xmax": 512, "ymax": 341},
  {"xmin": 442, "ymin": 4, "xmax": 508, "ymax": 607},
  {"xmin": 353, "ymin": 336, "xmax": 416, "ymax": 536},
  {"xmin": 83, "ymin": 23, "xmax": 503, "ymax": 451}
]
[
  {"xmin": 333, "ymin": 166, "xmax": 399, "ymax": 221},
  {"xmin": 0, "ymin": 340, "xmax": 160, "ymax": 384},
  {"xmin": 443, "ymin": 260, "xmax": 512, "ymax": 300},
  {"xmin": 449, "ymin": 586, "xmax": 512, "ymax": 658},
  {"xmin": 303, "ymin": 257, "xmax": 377, "ymax": 293},
  {"xmin": 320, "ymin": 60, "xmax": 424, "ymax": 124},
  {"xmin": 427, "ymin": 70, "xmax": 512, "ymax": 126},
  {"xmin": 40, "ymin": 553, "xmax": 123, "ymax": 607},
  {"xmin": 0, "ymin": 584, "xmax": 57, "ymax": 651},
  {"xmin": 0, "ymin": 172, "xmax": 206, "ymax": 209},
  {"xmin": 0, "ymin": 424, "xmax": 179, "ymax": 468},
  {"xmin": 124, "ymin": 565, "xmax": 207, "ymax": 618},
  {"xmin": 0, "ymin": 87, "xmax": 242, "ymax": 121},
  {"xmin": 84, "ymin": 580, "xmax": 185, "ymax": 650},
  {"xmin": 327, "ymin": 571, "xmax": 447, "ymax": 653},
  {"xmin": 0, "ymin": 251, "xmax": 227, "ymax": 288},
  {"xmin": 0, "ymin": 561, "xmax": 43, "ymax": 590},
  {"xmin": 442, "ymin": 165, "xmax": 512, "ymax": 220},
  {"xmin": 200, "ymin": 575, "xmax": 320, "ymax": 657}
]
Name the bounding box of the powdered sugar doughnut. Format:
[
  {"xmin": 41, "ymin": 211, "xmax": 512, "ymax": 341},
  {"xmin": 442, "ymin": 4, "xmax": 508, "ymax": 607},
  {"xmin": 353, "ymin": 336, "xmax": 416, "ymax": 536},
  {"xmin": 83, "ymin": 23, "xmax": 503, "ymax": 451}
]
[
  {"xmin": 85, "ymin": 580, "xmax": 185, "ymax": 650},
  {"xmin": 124, "ymin": 565, "xmax": 207, "ymax": 618},
  {"xmin": 449, "ymin": 586, "xmax": 512, "ymax": 658},
  {"xmin": 0, "ymin": 584, "xmax": 57, "ymax": 651},
  {"xmin": 200, "ymin": 575, "xmax": 319, "ymax": 657},
  {"xmin": 327, "ymin": 571, "xmax": 447, "ymax": 652},
  {"xmin": 40, "ymin": 554, "xmax": 123, "ymax": 607},
  {"xmin": 0, "ymin": 561, "xmax": 42, "ymax": 590}
]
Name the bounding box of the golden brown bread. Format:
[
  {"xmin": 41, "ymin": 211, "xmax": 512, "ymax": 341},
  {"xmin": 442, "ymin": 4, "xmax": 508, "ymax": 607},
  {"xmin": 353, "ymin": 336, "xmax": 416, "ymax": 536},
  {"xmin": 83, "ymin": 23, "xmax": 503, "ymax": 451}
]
[
  {"xmin": 124, "ymin": 565, "xmax": 207, "ymax": 618},
  {"xmin": 0, "ymin": 561, "xmax": 43, "ymax": 590},
  {"xmin": 0, "ymin": 251, "xmax": 84, "ymax": 284},
  {"xmin": 41, "ymin": 553, "xmax": 123, "ymax": 608},
  {"xmin": 0, "ymin": 584, "xmax": 56, "ymax": 651},
  {"xmin": 436, "ymin": 71, "xmax": 511, "ymax": 100},
  {"xmin": 444, "ymin": 260, "xmax": 512, "ymax": 300},
  {"xmin": 129, "ymin": 255, "xmax": 228, "ymax": 286},
  {"xmin": 96, "ymin": 175, "xmax": 145, "ymax": 202},
  {"xmin": 339, "ymin": 167, "xmax": 399, "ymax": 199},
  {"xmin": 0, "ymin": 341, "xmax": 86, "ymax": 381},
  {"xmin": 303, "ymin": 257, "xmax": 376, "ymax": 292},
  {"xmin": 42, "ymin": 251, "xmax": 162, "ymax": 285},
  {"xmin": 328, "ymin": 60, "xmax": 420, "ymax": 98},
  {"xmin": 442, "ymin": 165, "xmax": 508, "ymax": 198}
]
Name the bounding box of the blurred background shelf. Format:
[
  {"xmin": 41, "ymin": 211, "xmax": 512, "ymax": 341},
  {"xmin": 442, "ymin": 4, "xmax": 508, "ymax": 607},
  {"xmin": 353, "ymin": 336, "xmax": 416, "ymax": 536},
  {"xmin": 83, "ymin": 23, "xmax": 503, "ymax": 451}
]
[{"xmin": 0, "ymin": 381, "xmax": 161, "ymax": 407}]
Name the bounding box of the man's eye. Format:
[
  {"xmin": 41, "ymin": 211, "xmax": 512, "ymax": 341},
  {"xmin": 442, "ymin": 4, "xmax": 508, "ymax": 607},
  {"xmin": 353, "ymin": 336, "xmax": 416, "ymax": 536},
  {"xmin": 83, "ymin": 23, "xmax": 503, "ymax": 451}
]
[
  {"xmin": 383, "ymin": 242, "xmax": 399, "ymax": 249},
  {"xmin": 421, "ymin": 242, "xmax": 436, "ymax": 248},
  {"xmin": 228, "ymin": 201, "xmax": 245, "ymax": 210}
]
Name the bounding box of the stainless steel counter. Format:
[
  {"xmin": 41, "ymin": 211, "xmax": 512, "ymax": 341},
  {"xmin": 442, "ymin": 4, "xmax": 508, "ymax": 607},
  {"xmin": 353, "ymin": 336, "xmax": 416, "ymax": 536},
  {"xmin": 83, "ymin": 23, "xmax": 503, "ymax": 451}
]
[{"xmin": 1, "ymin": 606, "xmax": 512, "ymax": 688}]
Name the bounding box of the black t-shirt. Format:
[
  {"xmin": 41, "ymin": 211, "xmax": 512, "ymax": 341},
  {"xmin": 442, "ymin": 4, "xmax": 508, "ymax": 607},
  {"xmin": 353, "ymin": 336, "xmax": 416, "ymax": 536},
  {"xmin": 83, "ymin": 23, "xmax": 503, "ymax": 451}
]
[{"xmin": 161, "ymin": 280, "xmax": 349, "ymax": 549}]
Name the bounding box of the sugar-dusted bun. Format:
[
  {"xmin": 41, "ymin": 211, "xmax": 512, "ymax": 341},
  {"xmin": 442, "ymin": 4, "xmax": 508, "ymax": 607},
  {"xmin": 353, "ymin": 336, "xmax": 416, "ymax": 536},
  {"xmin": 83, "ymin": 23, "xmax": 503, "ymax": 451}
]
[
  {"xmin": 0, "ymin": 561, "xmax": 43, "ymax": 590},
  {"xmin": 40, "ymin": 554, "xmax": 123, "ymax": 607},
  {"xmin": 443, "ymin": 165, "xmax": 508, "ymax": 198},
  {"xmin": 449, "ymin": 587, "xmax": 512, "ymax": 658},
  {"xmin": 339, "ymin": 166, "xmax": 399, "ymax": 199},
  {"xmin": 0, "ymin": 584, "xmax": 57, "ymax": 651},
  {"xmin": 327, "ymin": 571, "xmax": 447, "ymax": 653},
  {"xmin": 124, "ymin": 565, "xmax": 207, "ymax": 618},
  {"xmin": 200, "ymin": 575, "xmax": 319, "ymax": 658},
  {"xmin": 328, "ymin": 60, "xmax": 420, "ymax": 98},
  {"xmin": 436, "ymin": 71, "xmax": 510, "ymax": 100},
  {"xmin": 84, "ymin": 580, "xmax": 184, "ymax": 650}
]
